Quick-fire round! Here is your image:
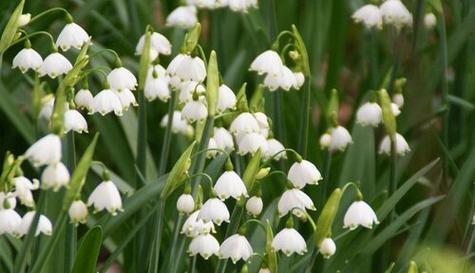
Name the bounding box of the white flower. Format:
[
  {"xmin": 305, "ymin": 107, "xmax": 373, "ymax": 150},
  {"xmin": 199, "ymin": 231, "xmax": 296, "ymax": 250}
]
[
  {"xmin": 320, "ymin": 133, "xmax": 331, "ymax": 149},
  {"xmin": 160, "ymin": 111, "xmax": 194, "ymax": 136},
  {"xmin": 188, "ymin": 0, "xmax": 223, "ymax": 9},
  {"xmin": 18, "ymin": 13, "xmax": 31, "ymax": 27},
  {"xmin": 177, "ymin": 194, "xmax": 195, "ymax": 214},
  {"xmin": 278, "ymin": 189, "xmax": 315, "ymax": 217},
  {"xmin": 287, "ymin": 160, "xmax": 322, "ymax": 189},
  {"xmin": 213, "ymin": 127, "xmax": 234, "ymax": 152},
  {"xmin": 178, "ymin": 81, "xmax": 206, "ymax": 103},
  {"xmin": 352, "ymin": 4, "xmax": 383, "ymax": 29},
  {"xmin": 188, "ymin": 234, "xmax": 220, "ymax": 259},
  {"xmin": 64, "ymin": 109, "xmax": 88, "ymax": 133},
  {"xmin": 228, "ymin": 0, "xmax": 258, "ymax": 12},
  {"xmin": 68, "ymin": 200, "xmax": 88, "ymax": 225},
  {"xmin": 254, "ymin": 112, "xmax": 270, "ymax": 137},
  {"xmin": 263, "ymin": 65, "xmax": 296, "ymax": 91},
  {"xmin": 207, "ymin": 138, "xmax": 218, "ymax": 158},
  {"xmin": 145, "ymin": 65, "xmax": 171, "ymax": 102},
  {"xmin": 182, "ymin": 210, "xmax": 216, "ymax": 237},
  {"xmin": 107, "ymin": 67, "xmax": 137, "ymax": 91},
  {"xmin": 293, "ymin": 72, "xmax": 305, "ymax": 89},
  {"xmin": 25, "ymin": 134, "xmax": 62, "ymax": 167},
  {"xmin": 41, "ymin": 162, "xmax": 70, "ymax": 191},
  {"xmin": 92, "ymin": 89, "xmax": 123, "ymax": 116},
  {"xmin": 198, "ymin": 198, "xmax": 230, "ymax": 225},
  {"xmin": 182, "ymin": 99, "xmax": 208, "ymax": 123},
  {"xmin": 392, "ymin": 93, "xmax": 404, "ymax": 108},
  {"xmin": 38, "ymin": 97, "xmax": 55, "ymax": 120},
  {"xmin": 343, "ymin": 201, "xmax": 379, "ymax": 230},
  {"xmin": 237, "ymin": 132, "xmax": 268, "ymax": 155},
  {"xmin": 18, "ymin": 211, "xmax": 53, "ymax": 237},
  {"xmin": 356, "ymin": 102, "xmax": 382, "ymax": 127},
  {"xmin": 167, "ymin": 54, "xmax": 206, "ymax": 83},
  {"xmin": 329, "ymin": 126, "xmax": 352, "ymax": 152},
  {"xmin": 264, "ymin": 138, "xmax": 286, "ymax": 160},
  {"xmin": 250, "ymin": 50, "xmax": 283, "ymax": 77},
  {"xmin": 12, "ymin": 48, "xmax": 42, "ymax": 73},
  {"xmin": 219, "ymin": 234, "xmax": 253, "ymax": 263},
  {"xmin": 319, "ymin": 238, "xmax": 336, "ymax": 258},
  {"xmin": 166, "ymin": 6, "xmax": 198, "ymax": 29},
  {"xmin": 74, "ymin": 89, "xmax": 94, "ymax": 111},
  {"xmin": 217, "ymin": 84, "xmax": 237, "ymax": 112},
  {"xmin": 272, "ymin": 228, "xmax": 307, "ymax": 256},
  {"xmin": 379, "ymin": 133, "xmax": 410, "ymax": 156},
  {"xmin": 230, "ymin": 112, "xmax": 259, "ymax": 135},
  {"xmin": 136, "ymin": 32, "xmax": 171, "ymax": 59},
  {"xmin": 56, "ymin": 23, "xmax": 90, "ymax": 51},
  {"xmin": 245, "ymin": 196, "xmax": 263, "ymax": 217},
  {"xmin": 0, "ymin": 192, "xmax": 16, "ymax": 210},
  {"xmin": 0, "ymin": 209, "xmax": 22, "ymax": 236},
  {"xmin": 39, "ymin": 52, "xmax": 72, "ymax": 78},
  {"xmin": 380, "ymin": 0, "xmax": 413, "ymax": 29},
  {"xmin": 13, "ymin": 177, "xmax": 39, "ymax": 207},
  {"xmin": 424, "ymin": 13, "xmax": 437, "ymax": 29},
  {"xmin": 258, "ymin": 268, "xmax": 271, "ymax": 273},
  {"xmin": 114, "ymin": 89, "xmax": 137, "ymax": 110},
  {"xmin": 214, "ymin": 171, "xmax": 248, "ymax": 200},
  {"xmin": 391, "ymin": 102, "xmax": 401, "ymax": 116},
  {"xmin": 87, "ymin": 181, "xmax": 123, "ymax": 215}
]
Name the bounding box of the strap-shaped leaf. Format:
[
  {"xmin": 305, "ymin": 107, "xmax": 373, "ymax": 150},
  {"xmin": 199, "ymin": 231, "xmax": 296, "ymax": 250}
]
[{"xmin": 70, "ymin": 226, "xmax": 103, "ymax": 273}]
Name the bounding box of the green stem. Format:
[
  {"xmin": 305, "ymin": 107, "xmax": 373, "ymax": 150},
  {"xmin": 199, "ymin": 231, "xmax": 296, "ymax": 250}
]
[
  {"xmin": 298, "ymin": 77, "xmax": 312, "ymax": 157},
  {"xmin": 439, "ymin": 11, "xmax": 450, "ymax": 181},
  {"xmin": 190, "ymin": 256, "xmax": 197, "ymax": 273},
  {"xmin": 29, "ymin": 7, "xmax": 71, "ymax": 25},
  {"xmin": 191, "ymin": 116, "xmax": 215, "ymax": 191},
  {"xmin": 136, "ymin": 91, "xmax": 148, "ymax": 186},
  {"xmin": 158, "ymin": 93, "xmax": 177, "ymax": 176},
  {"xmin": 147, "ymin": 201, "xmax": 166, "ymax": 273},
  {"xmin": 64, "ymin": 132, "xmax": 77, "ymax": 272},
  {"xmin": 167, "ymin": 214, "xmax": 185, "ymax": 273},
  {"xmin": 318, "ymin": 150, "xmax": 332, "ymax": 205}
]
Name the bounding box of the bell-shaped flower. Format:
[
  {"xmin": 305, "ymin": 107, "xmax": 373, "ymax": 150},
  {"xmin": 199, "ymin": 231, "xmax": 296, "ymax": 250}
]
[
  {"xmin": 230, "ymin": 112, "xmax": 260, "ymax": 135},
  {"xmin": 145, "ymin": 65, "xmax": 171, "ymax": 102},
  {"xmin": 166, "ymin": 6, "xmax": 198, "ymax": 29},
  {"xmin": 379, "ymin": 133, "xmax": 410, "ymax": 156},
  {"xmin": 68, "ymin": 200, "xmax": 88, "ymax": 225},
  {"xmin": 167, "ymin": 54, "xmax": 206, "ymax": 83},
  {"xmin": 107, "ymin": 67, "xmax": 137, "ymax": 91},
  {"xmin": 39, "ymin": 52, "xmax": 72, "ymax": 78},
  {"xmin": 213, "ymin": 127, "xmax": 234, "ymax": 152},
  {"xmin": 91, "ymin": 89, "xmax": 123, "ymax": 116},
  {"xmin": 237, "ymin": 132, "xmax": 268, "ymax": 155},
  {"xmin": 380, "ymin": 0, "xmax": 413, "ymax": 29},
  {"xmin": 178, "ymin": 81, "xmax": 206, "ymax": 104},
  {"xmin": 87, "ymin": 180, "xmax": 123, "ymax": 215},
  {"xmin": 424, "ymin": 13, "xmax": 437, "ymax": 29},
  {"xmin": 253, "ymin": 112, "xmax": 270, "ymax": 137},
  {"xmin": 263, "ymin": 65, "xmax": 296, "ymax": 91},
  {"xmin": 319, "ymin": 238, "xmax": 336, "ymax": 258},
  {"xmin": 272, "ymin": 228, "xmax": 307, "ymax": 256},
  {"xmin": 293, "ymin": 72, "xmax": 305, "ymax": 89},
  {"xmin": 188, "ymin": 234, "xmax": 220, "ymax": 259},
  {"xmin": 356, "ymin": 102, "xmax": 382, "ymax": 127},
  {"xmin": 278, "ymin": 188, "xmax": 316, "ymax": 217},
  {"xmin": 181, "ymin": 210, "xmax": 216, "ymax": 237},
  {"xmin": 56, "ymin": 22, "xmax": 90, "ymax": 51},
  {"xmin": 250, "ymin": 50, "xmax": 283, "ymax": 77},
  {"xmin": 392, "ymin": 93, "xmax": 404, "ymax": 108},
  {"xmin": 343, "ymin": 201, "xmax": 379, "ymax": 230},
  {"xmin": 228, "ymin": 0, "xmax": 258, "ymax": 12},
  {"xmin": 0, "ymin": 209, "xmax": 22, "ymax": 236},
  {"xmin": 75, "ymin": 89, "xmax": 94, "ymax": 112},
  {"xmin": 219, "ymin": 234, "xmax": 253, "ymax": 263},
  {"xmin": 352, "ymin": 4, "xmax": 383, "ymax": 29},
  {"xmin": 177, "ymin": 194, "xmax": 195, "ymax": 214},
  {"xmin": 264, "ymin": 138, "xmax": 286, "ymax": 160},
  {"xmin": 245, "ymin": 196, "xmax": 263, "ymax": 217},
  {"xmin": 135, "ymin": 32, "xmax": 171, "ymax": 59},
  {"xmin": 114, "ymin": 89, "xmax": 137, "ymax": 111},
  {"xmin": 328, "ymin": 126, "xmax": 353, "ymax": 152},
  {"xmin": 287, "ymin": 160, "xmax": 322, "ymax": 189},
  {"xmin": 160, "ymin": 111, "xmax": 194, "ymax": 136},
  {"xmin": 25, "ymin": 134, "xmax": 61, "ymax": 167},
  {"xmin": 182, "ymin": 99, "xmax": 208, "ymax": 123},
  {"xmin": 41, "ymin": 162, "xmax": 70, "ymax": 191},
  {"xmin": 13, "ymin": 177, "xmax": 39, "ymax": 207},
  {"xmin": 214, "ymin": 171, "xmax": 248, "ymax": 200},
  {"xmin": 12, "ymin": 48, "xmax": 42, "ymax": 73},
  {"xmin": 217, "ymin": 84, "xmax": 237, "ymax": 112},
  {"xmin": 18, "ymin": 211, "xmax": 53, "ymax": 237},
  {"xmin": 64, "ymin": 109, "xmax": 88, "ymax": 133},
  {"xmin": 198, "ymin": 198, "xmax": 230, "ymax": 225}
]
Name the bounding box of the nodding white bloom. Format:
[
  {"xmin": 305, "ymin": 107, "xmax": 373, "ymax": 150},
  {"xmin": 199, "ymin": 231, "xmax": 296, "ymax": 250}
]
[
  {"xmin": 264, "ymin": 138, "xmax": 286, "ymax": 160},
  {"xmin": 207, "ymin": 138, "xmax": 218, "ymax": 158},
  {"xmin": 228, "ymin": 0, "xmax": 258, "ymax": 12},
  {"xmin": 424, "ymin": 13, "xmax": 437, "ymax": 29},
  {"xmin": 178, "ymin": 81, "xmax": 206, "ymax": 103},
  {"xmin": 356, "ymin": 102, "xmax": 382, "ymax": 127},
  {"xmin": 182, "ymin": 99, "xmax": 208, "ymax": 123},
  {"xmin": 39, "ymin": 52, "xmax": 72, "ymax": 78},
  {"xmin": 135, "ymin": 32, "xmax": 172, "ymax": 59},
  {"xmin": 18, "ymin": 13, "xmax": 31, "ymax": 27},
  {"xmin": 287, "ymin": 160, "xmax": 322, "ymax": 189},
  {"xmin": 217, "ymin": 84, "xmax": 237, "ymax": 112},
  {"xmin": 87, "ymin": 181, "xmax": 123, "ymax": 215},
  {"xmin": 320, "ymin": 133, "xmax": 331, "ymax": 149},
  {"xmin": 343, "ymin": 201, "xmax": 379, "ymax": 230},
  {"xmin": 352, "ymin": 4, "xmax": 383, "ymax": 29},
  {"xmin": 258, "ymin": 268, "xmax": 272, "ymax": 273},
  {"xmin": 328, "ymin": 126, "xmax": 353, "ymax": 152},
  {"xmin": 319, "ymin": 238, "xmax": 336, "ymax": 258},
  {"xmin": 187, "ymin": 0, "xmax": 225, "ymax": 9},
  {"xmin": 188, "ymin": 234, "xmax": 220, "ymax": 259},
  {"xmin": 74, "ymin": 89, "xmax": 94, "ymax": 111},
  {"xmin": 166, "ymin": 6, "xmax": 198, "ymax": 29},
  {"xmin": 214, "ymin": 171, "xmax": 248, "ymax": 200},
  {"xmin": 263, "ymin": 65, "xmax": 296, "ymax": 91},
  {"xmin": 39, "ymin": 97, "xmax": 55, "ymax": 120},
  {"xmin": 293, "ymin": 72, "xmax": 305, "ymax": 89},
  {"xmin": 278, "ymin": 189, "xmax": 316, "ymax": 217},
  {"xmin": 114, "ymin": 89, "xmax": 137, "ymax": 110},
  {"xmin": 145, "ymin": 65, "xmax": 170, "ymax": 102},
  {"xmin": 250, "ymin": 50, "xmax": 283, "ymax": 77},
  {"xmin": 237, "ymin": 132, "xmax": 268, "ymax": 155},
  {"xmin": 0, "ymin": 192, "xmax": 16, "ymax": 209},
  {"xmin": 182, "ymin": 210, "xmax": 216, "ymax": 237},
  {"xmin": 230, "ymin": 112, "xmax": 260, "ymax": 135},
  {"xmin": 12, "ymin": 48, "xmax": 43, "ymax": 73},
  {"xmin": 56, "ymin": 23, "xmax": 90, "ymax": 51},
  {"xmin": 41, "ymin": 162, "xmax": 70, "ymax": 191},
  {"xmin": 254, "ymin": 112, "xmax": 270, "ymax": 137},
  {"xmin": 245, "ymin": 196, "xmax": 263, "ymax": 217},
  {"xmin": 92, "ymin": 89, "xmax": 123, "ymax": 116},
  {"xmin": 0, "ymin": 209, "xmax": 22, "ymax": 236},
  {"xmin": 25, "ymin": 134, "xmax": 62, "ymax": 167},
  {"xmin": 219, "ymin": 234, "xmax": 253, "ymax": 263},
  {"xmin": 107, "ymin": 67, "xmax": 137, "ymax": 91},
  {"xmin": 213, "ymin": 127, "xmax": 234, "ymax": 152},
  {"xmin": 380, "ymin": 0, "xmax": 413, "ymax": 29},
  {"xmin": 160, "ymin": 111, "xmax": 194, "ymax": 136},
  {"xmin": 18, "ymin": 211, "xmax": 53, "ymax": 237},
  {"xmin": 198, "ymin": 198, "xmax": 230, "ymax": 225},
  {"xmin": 272, "ymin": 228, "xmax": 307, "ymax": 256},
  {"xmin": 13, "ymin": 177, "xmax": 39, "ymax": 207},
  {"xmin": 68, "ymin": 200, "xmax": 88, "ymax": 225},
  {"xmin": 391, "ymin": 103, "xmax": 401, "ymax": 116},
  {"xmin": 379, "ymin": 133, "xmax": 410, "ymax": 156},
  {"xmin": 167, "ymin": 54, "xmax": 207, "ymax": 83},
  {"xmin": 177, "ymin": 194, "xmax": 195, "ymax": 214},
  {"xmin": 392, "ymin": 93, "xmax": 404, "ymax": 108},
  {"xmin": 64, "ymin": 109, "xmax": 88, "ymax": 133}
]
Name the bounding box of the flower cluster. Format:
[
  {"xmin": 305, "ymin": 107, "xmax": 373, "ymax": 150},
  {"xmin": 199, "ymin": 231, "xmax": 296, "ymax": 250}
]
[{"xmin": 352, "ymin": 0, "xmax": 413, "ymax": 30}]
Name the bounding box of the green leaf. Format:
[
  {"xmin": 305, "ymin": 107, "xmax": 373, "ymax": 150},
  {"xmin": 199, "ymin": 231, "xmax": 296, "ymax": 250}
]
[
  {"xmin": 315, "ymin": 187, "xmax": 342, "ymax": 246},
  {"xmin": 138, "ymin": 28, "xmax": 151, "ymax": 90},
  {"xmin": 70, "ymin": 226, "xmax": 103, "ymax": 273},
  {"xmin": 0, "ymin": 0, "xmax": 24, "ymax": 53},
  {"xmin": 206, "ymin": 50, "xmax": 219, "ymax": 117},
  {"xmin": 161, "ymin": 141, "xmax": 195, "ymax": 199},
  {"xmin": 265, "ymin": 221, "xmax": 278, "ymax": 273},
  {"xmin": 242, "ymin": 149, "xmax": 262, "ymax": 192}
]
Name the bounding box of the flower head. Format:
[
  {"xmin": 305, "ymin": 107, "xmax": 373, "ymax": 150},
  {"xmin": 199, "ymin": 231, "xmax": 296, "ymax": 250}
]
[
  {"xmin": 167, "ymin": 54, "xmax": 206, "ymax": 83},
  {"xmin": 114, "ymin": 89, "xmax": 137, "ymax": 111},
  {"xmin": 182, "ymin": 210, "xmax": 216, "ymax": 237},
  {"xmin": 74, "ymin": 89, "xmax": 94, "ymax": 112},
  {"xmin": 87, "ymin": 180, "xmax": 123, "ymax": 215},
  {"xmin": 287, "ymin": 160, "xmax": 322, "ymax": 189},
  {"xmin": 328, "ymin": 126, "xmax": 353, "ymax": 152},
  {"xmin": 217, "ymin": 84, "xmax": 237, "ymax": 112},
  {"xmin": 25, "ymin": 134, "xmax": 62, "ymax": 167},
  {"xmin": 319, "ymin": 238, "xmax": 336, "ymax": 258},
  {"xmin": 424, "ymin": 13, "xmax": 437, "ymax": 29},
  {"xmin": 198, "ymin": 198, "xmax": 230, "ymax": 225},
  {"xmin": 64, "ymin": 109, "xmax": 88, "ymax": 133},
  {"xmin": 237, "ymin": 132, "xmax": 268, "ymax": 155},
  {"xmin": 228, "ymin": 0, "xmax": 258, "ymax": 12},
  {"xmin": 136, "ymin": 32, "xmax": 171, "ymax": 59},
  {"xmin": 246, "ymin": 196, "xmax": 263, "ymax": 217},
  {"xmin": 0, "ymin": 209, "xmax": 22, "ymax": 236},
  {"xmin": 379, "ymin": 133, "xmax": 410, "ymax": 156},
  {"xmin": 13, "ymin": 176, "xmax": 39, "ymax": 207},
  {"xmin": 39, "ymin": 52, "xmax": 72, "ymax": 78},
  {"xmin": 182, "ymin": 99, "xmax": 208, "ymax": 123},
  {"xmin": 92, "ymin": 89, "xmax": 123, "ymax": 116},
  {"xmin": 230, "ymin": 112, "xmax": 260, "ymax": 135},
  {"xmin": 166, "ymin": 6, "xmax": 198, "ymax": 29},
  {"xmin": 213, "ymin": 127, "xmax": 234, "ymax": 152},
  {"xmin": 177, "ymin": 194, "xmax": 195, "ymax": 214},
  {"xmin": 56, "ymin": 23, "xmax": 90, "ymax": 51},
  {"xmin": 214, "ymin": 171, "xmax": 248, "ymax": 200},
  {"xmin": 263, "ymin": 65, "xmax": 296, "ymax": 91},
  {"xmin": 219, "ymin": 234, "xmax": 253, "ymax": 263},
  {"xmin": 18, "ymin": 211, "xmax": 53, "ymax": 237},
  {"xmin": 145, "ymin": 65, "xmax": 171, "ymax": 102},
  {"xmin": 264, "ymin": 138, "xmax": 286, "ymax": 160},
  {"xmin": 272, "ymin": 228, "xmax": 307, "ymax": 256},
  {"xmin": 278, "ymin": 188, "xmax": 316, "ymax": 217},
  {"xmin": 380, "ymin": 0, "xmax": 413, "ymax": 29},
  {"xmin": 352, "ymin": 4, "xmax": 383, "ymax": 29},
  {"xmin": 160, "ymin": 111, "xmax": 194, "ymax": 136},
  {"xmin": 178, "ymin": 81, "xmax": 206, "ymax": 103},
  {"xmin": 356, "ymin": 102, "xmax": 382, "ymax": 127},
  {"xmin": 250, "ymin": 50, "xmax": 283, "ymax": 77},
  {"xmin": 343, "ymin": 201, "xmax": 379, "ymax": 230},
  {"xmin": 41, "ymin": 162, "xmax": 70, "ymax": 191},
  {"xmin": 12, "ymin": 48, "xmax": 43, "ymax": 73},
  {"xmin": 188, "ymin": 234, "xmax": 220, "ymax": 259},
  {"xmin": 68, "ymin": 200, "xmax": 88, "ymax": 225},
  {"xmin": 107, "ymin": 67, "xmax": 137, "ymax": 91}
]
